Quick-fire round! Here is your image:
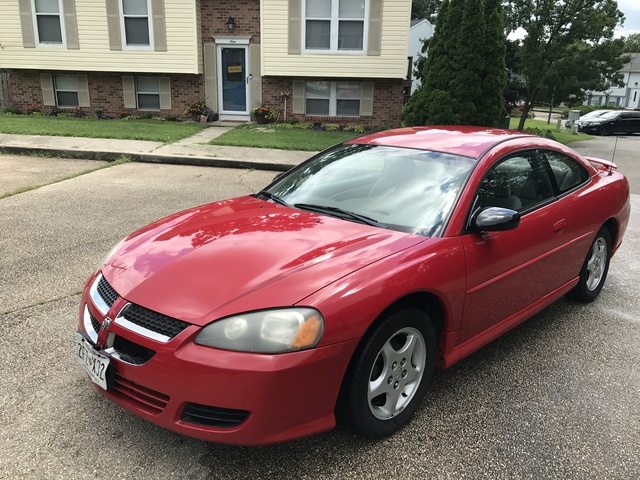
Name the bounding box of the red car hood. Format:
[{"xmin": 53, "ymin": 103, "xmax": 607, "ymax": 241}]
[{"xmin": 103, "ymin": 196, "xmax": 424, "ymax": 325}]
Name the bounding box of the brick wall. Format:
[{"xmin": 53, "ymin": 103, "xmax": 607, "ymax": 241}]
[
  {"xmin": 7, "ymin": 70, "xmax": 205, "ymax": 118},
  {"xmin": 262, "ymin": 77, "xmax": 405, "ymax": 128},
  {"xmin": 201, "ymin": 0, "xmax": 260, "ymax": 42}
]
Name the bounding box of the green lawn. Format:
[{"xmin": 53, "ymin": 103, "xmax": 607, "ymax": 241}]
[
  {"xmin": 0, "ymin": 114, "xmax": 206, "ymax": 143},
  {"xmin": 509, "ymin": 117, "xmax": 593, "ymax": 144},
  {"xmin": 209, "ymin": 124, "xmax": 363, "ymax": 151}
]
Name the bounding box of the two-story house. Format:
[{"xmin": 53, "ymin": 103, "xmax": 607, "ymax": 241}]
[
  {"xmin": 584, "ymin": 53, "xmax": 640, "ymax": 109},
  {"xmin": 0, "ymin": 0, "xmax": 411, "ymax": 127}
]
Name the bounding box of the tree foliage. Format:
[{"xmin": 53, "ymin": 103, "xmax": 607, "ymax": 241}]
[
  {"xmin": 621, "ymin": 32, "xmax": 640, "ymax": 53},
  {"xmin": 505, "ymin": 0, "xmax": 627, "ymax": 130},
  {"xmin": 411, "ymin": 0, "xmax": 442, "ymax": 20},
  {"xmin": 404, "ymin": 0, "xmax": 507, "ymax": 127}
]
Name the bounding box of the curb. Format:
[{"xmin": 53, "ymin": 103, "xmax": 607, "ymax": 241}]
[{"xmin": 0, "ymin": 145, "xmax": 296, "ymax": 172}]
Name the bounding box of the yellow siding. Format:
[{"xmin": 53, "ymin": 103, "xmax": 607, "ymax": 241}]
[
  {"xmin": 0, "ymin": 1, "xmax": 201, "ymax": 74},
  {"xmin": 261, "ymin": 0, "xmax": 411, "ymax": 78}
]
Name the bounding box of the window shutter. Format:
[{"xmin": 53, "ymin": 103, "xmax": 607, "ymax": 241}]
[
  {"xmin": 359, "ymin": 83, "xmax": 374, "ymax": 116},
  {"xmin": 249, "ymin": 44, "xmax": 262, "ymax": 111},
  {"xmin": 41, "ymin": 74, "xmax": 56, "ymax": 106},
  {"xmin": 106, "ymin": 0, "xmax": 122, "ymax": 51},
  {"xmin": 77, "ymin": 75, "xmax": 90, "ymax": 107},
  {"xmin": 151, "ymin": 0, "xmax": 167, "ymax": 52},
  {"xmin": 19, "ymin": 0, "xmax": 35, "ymax": 48},
  {"xmin": 62, "ymin": 0, "xmax": 79, "ymax": 49},
  {"xmin": 288, "ymin": 0, "xmax": 301, "ymax": 54},
  {"xmin": 122, "ymin": 76, "xmax": 136, "ymax": 108},
  {"xmin": 159, "ymin": 77, "xmax": 172, "ymax": 110},
  {"xmin": 204, "ymin": 43, "xmax": 218, "ymax": 112},
  {"xmin": 367, "ymin": 0, "xmax": 382, "ymax": 56},
  {"xmin": 292, "ymin": 80, "xmax": 305, "ymax": 114}
]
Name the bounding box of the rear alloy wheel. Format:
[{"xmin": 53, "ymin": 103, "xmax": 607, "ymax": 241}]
[
  {"xmin": 342, "ymin": 308, "xmax": 436, "ymax": 439},
  {"xmin": 598, "ymin": 125, "xmax": 611, "ymax": 136},
  {"xmin": 568, "ymin": 227, "xmax": 611, "ymax": 302}
]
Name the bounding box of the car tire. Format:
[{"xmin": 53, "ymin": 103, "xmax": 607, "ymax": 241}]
[
  {"xmin": 598, "ymin": 125, "xmax": 611, "ymax": 136},
  {"xmin": 340, "ymin": 308, "xmax": 436, "ymax": 439},
  {"xmin": 568, "ymin": 227, "xmax": 611, "ymax": 303}
]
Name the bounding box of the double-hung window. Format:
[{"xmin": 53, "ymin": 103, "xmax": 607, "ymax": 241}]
[
  {"xmin": 305, "ymin": 0, "xmax": 366, "ymax": 52},
  {"xmin": 306, "ymin": 82, "xmax": 361, "ymax": 116},
  {"xmin": 121, "ymin": 0, "xmax": 152, "ymax": 47},
  {"xmin": 136, "ymin": 77, "xmax": 160, "ymax": 110},
  {"xmin": 54, "ymin": 75, "xmax": 79, "ymax": 107},
  {"xmin": 33, "ymin": 0, "xmax": 64, "ymax": 45}
]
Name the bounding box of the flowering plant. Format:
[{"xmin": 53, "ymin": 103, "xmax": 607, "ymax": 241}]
[
  {"xmin": 183, "ymin": 101, "xmax": 207, "ymax": 116},
  {"xmin": 252, "ymin": 104, "xmax": 278, "ymax": 120},
  {"xmin": 26, "ymin": 105, "xmax": 41, "ymax": 114}
]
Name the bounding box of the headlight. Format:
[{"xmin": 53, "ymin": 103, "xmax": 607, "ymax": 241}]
[
  {"xmin": 194, "ymin": 308, "xmax": 324, "ymax": 353},
  {"xmin": 101, "ymin": 237, "xmax": 126, "ymax": 267}
]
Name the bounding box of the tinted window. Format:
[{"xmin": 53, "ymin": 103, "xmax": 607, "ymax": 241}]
[
  {"xmin": 477, "ymin": 153, "xmax": 553, "ymax": 212},
  {"xmin": 543, "ymin": 151, "xmax": 589, "ymax": 193}
]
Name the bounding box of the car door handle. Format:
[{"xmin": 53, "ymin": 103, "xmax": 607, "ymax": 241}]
[{"xmin": 553, "ymin": 219, "xmax": 567, "ymax": 232}]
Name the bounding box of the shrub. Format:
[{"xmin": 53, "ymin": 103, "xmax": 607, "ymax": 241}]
[
  {"xmin": 26, "ymin": 105, "xmax": 41, "ymax": 115},
  {"xmin": 524, "ymin": 127, "xmax": 556, "ymax": 140}
]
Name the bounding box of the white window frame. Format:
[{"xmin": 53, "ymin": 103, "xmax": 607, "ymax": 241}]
[
  {"xmin": 31, "ymin": 0, "xmax": 65, "ymax": 47},
  {"xmin": 136, "ymin": 77, "xmax": 161, "ymax": 110},
  {"xmin": 54, "ymin": 75, "xmax": 79, "ymax": 108},
  {"xmin": 302, "ymin": 0, "xmax": 368, "ymax": 54},
  {"xmin": 305, "ymin": 81, "xmax": 361, "ymax": 117},
  {"xmin": 119, "ymin": 0, "xmax": 153, "ymax": 50}
]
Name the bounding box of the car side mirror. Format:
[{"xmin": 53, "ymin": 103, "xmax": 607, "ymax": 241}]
[{"xmin": 472, "ymin": 207, "xmax": 520, "ymax": 232}]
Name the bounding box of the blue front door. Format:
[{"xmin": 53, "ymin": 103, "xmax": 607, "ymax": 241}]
[{"xmin": 220, "ymin": 47, "xmax": 247, "ymax": 113}]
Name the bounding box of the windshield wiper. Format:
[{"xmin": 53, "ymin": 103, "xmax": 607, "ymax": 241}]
[
  {"xmin": 255, "ymin": 191, "xmax": 290, "ymax": 207},
  {"xmin": 294, "ymin": 203, "xmax": 387, "ymax": 228}
]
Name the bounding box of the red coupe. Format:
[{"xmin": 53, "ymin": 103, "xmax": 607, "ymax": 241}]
[{"xmin": 77, "ymin": 126, "xmax": 630, "ymax": 445}]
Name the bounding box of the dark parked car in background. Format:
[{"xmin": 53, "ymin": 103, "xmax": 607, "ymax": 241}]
[
  {"xmin": 578, "ymin": 110, "xmax": 640, "ymax": 136},
  {"xmin": 565, "ymin": 110, "xmax": 612, "ymax": 129}
]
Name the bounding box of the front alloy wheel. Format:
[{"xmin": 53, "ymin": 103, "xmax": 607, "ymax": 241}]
[{"xmin": 341, "ymin": 308, "xmax": 436, "ymax": 439}]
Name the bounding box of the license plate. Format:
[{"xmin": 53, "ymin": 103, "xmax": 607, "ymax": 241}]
[{"xmin": 76, "ymin": 332, "xmax": 111, "ymax": 390}]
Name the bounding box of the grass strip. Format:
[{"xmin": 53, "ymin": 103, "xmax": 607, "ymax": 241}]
[{"xmin": 0, "ymin": 115, "xmax": 206, "ymax": 143}]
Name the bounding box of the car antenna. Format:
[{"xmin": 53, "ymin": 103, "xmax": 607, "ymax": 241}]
[{"xmin": 609, "ymin": 136, "xmax": 618, "ymax": 176}]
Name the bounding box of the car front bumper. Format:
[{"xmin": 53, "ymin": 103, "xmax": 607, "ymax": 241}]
[{"xmin": 76, "ymin": 274, "xmax": 358, "ymax": 446}]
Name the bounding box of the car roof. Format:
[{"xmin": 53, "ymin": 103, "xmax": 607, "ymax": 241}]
[{"xmin": 347, "ymin": 126, "xmax": 531, "ymax": 159}]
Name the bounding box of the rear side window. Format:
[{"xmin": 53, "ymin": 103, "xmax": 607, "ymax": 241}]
[{"xmin": 543, "ymin": 151, "xmax": 589, "ymax": 194}]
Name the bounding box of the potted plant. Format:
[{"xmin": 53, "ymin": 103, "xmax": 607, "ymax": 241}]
[
  {"xmin": 252, "ymin": 104, "xmax": 278, "ymax": 124},
  {"xmin": 183, "ymin": 101, "xmax": 207, "ymax": 121}
]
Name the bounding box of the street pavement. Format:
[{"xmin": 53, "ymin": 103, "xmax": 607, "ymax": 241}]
[{"xmin": 0, "ymin": 130, "xmax": 638, "ymax": 479}]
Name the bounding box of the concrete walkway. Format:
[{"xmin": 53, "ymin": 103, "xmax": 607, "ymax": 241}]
[{"xmin": 0, "ymin": 124, "xmax": 314, "ymax": 172}]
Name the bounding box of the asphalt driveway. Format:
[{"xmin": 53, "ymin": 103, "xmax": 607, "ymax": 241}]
[{"xmin": 0, "ymin": 155, "xmax": 638, "ymax": 479}]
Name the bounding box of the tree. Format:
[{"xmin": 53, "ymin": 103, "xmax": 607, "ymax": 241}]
[
  {"xmin": 506, "ymin": 0, "xmax": 627, "ymax": 131},
  {"xmin": 411, "ymin": 0, "xmax": 442, "ymax": 20},
  {"xmin": 404, "ymin": 0, "xmax": 507, "ymax": 127},
  {"xmin": 621, "ymin": 32, "xmax": 640, "ymax": 53}
]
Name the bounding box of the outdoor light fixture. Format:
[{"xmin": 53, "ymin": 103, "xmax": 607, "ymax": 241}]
[{"xmin": 225, "ymin": 17, "xmax": 236, "ymax": 30}]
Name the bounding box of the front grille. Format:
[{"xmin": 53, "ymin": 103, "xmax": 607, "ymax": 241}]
[
  {"xmin": 113, "ymin": 374, "xmax": 169, "ymax": 415},
  {"xmin": 113, "ymin": 335, "xmax": 155, "ymax": 365},
  {"xmin": 97, "ymin": 275, "xmax": 119, "ymax": 308},
  {"xmin": 90, "ymin": 311, "xmax": 100, "ymax": 335},
  {"xmin": 120, "ymin": 303, "xmax": 191, "ymax": 340},
  {"xmin": 181, "ymin": 403, "xmax": 250, "ymax": 428}
]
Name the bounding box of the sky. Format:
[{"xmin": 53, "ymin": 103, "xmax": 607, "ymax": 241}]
[{"xmin": 616, "ymin": 0, "xmax": 640, "ymax": 37}]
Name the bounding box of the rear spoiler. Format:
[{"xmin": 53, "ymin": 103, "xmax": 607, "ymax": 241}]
[{"xmin": 585, "ymin": 156, "xmax": 617, "ymax": 173}]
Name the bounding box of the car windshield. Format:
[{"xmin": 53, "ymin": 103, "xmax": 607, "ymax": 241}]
[
  {"xmin": 598, "ymin": 111, "xmax": 620, "ymax": 120},
  {"xmin": 263, "ymin": 144, "xmax": 476, "ymax": 237}
]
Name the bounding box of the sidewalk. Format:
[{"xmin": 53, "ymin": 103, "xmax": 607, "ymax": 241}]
[{"xmin": 0, "ymin": 124, "xmax": 314, "ymax": 172}]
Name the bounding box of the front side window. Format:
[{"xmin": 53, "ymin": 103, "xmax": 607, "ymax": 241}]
[
  {"xmin": 306, "ymin": 82, "xmax": 361, "ymax": 116},
  {"xmin": 136, "ymin": 77, "xmax": 160, "ymax": 110},
  {"xmin": 477, "ymin": 154, "xmax": 553, "ymax": 212},
  {"xmin": 54, "ymin": 75, "xmax": 79, "ymax": 107},
  {"xmin": 33, "ymin": 0, "xmax": 63, "ymax": 45},
  {"xmin": 304, "ymin": 0, "xmax": 366, "ymax": 52},
  {"xmin": 121, "ymin": 0, "xmax": 151, "ymax": 47}
]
